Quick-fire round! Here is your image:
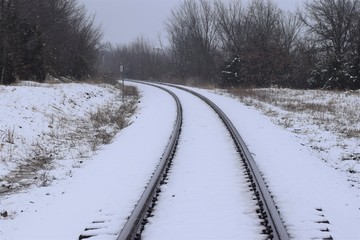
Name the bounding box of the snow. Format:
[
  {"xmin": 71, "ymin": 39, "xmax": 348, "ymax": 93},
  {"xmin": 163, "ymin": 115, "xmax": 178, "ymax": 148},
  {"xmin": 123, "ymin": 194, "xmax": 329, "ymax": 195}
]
[
  {"xmin": 227, "ymin": 88, "xmax": 360, "ymax": 179},
  {"xmin": 142, "ymin": 87, "xmax": 263, "ymax": 240},
  {"xmin": 0, "ymin": 82, "xmax": 177, "ymax": 239},
  {"xmin": 184, "ymin": 86, "xmax": 360, "ymax": 239},
  {"xmin": 0, "ymin": 81, "xmax": 359, "ymax": 240},
  {"xmin": 0, "ymin": 81, "xmax": 120, "ymax": 178}
]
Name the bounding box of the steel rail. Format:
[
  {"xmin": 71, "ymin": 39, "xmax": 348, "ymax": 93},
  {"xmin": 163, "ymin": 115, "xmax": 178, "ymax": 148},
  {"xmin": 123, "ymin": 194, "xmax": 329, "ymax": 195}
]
[
  {"xmin": 166, "ymin": 84, "xmax": 290, "ymax": 240},
  {"xmin": 116, "ymin": 81, "xmax": 289, "ymax": 240},
  {"xmin": 116, "ymin": 82, "xmax": 183, "ymax": 240}
]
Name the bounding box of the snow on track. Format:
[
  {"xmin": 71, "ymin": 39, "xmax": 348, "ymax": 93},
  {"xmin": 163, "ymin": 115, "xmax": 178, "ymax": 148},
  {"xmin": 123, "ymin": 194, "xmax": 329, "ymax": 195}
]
[
  {"xmin": 2, "ymin": 81, "xmax": 359, "ymax": 240},
  {"xmin": 0, "ymin": 83, "xmax": 177, "ymax": 240},
  {"xmin": 142, "ymin": 86, "xmax": 264, "ymax": 240},
  {"xmin": 185, "ymin": 86, "xmax": 360, "ymax": 239}
]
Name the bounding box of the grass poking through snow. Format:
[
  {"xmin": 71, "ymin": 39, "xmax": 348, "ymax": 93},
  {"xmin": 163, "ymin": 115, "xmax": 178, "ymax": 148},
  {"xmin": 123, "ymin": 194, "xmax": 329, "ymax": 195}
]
[
  {"xmin": 0, "ymin": 82, "xmax": 139, "ymax": 194},
  {"xmin": 227, "ymin": 87, "xmax": 360, "ymax": 187}
]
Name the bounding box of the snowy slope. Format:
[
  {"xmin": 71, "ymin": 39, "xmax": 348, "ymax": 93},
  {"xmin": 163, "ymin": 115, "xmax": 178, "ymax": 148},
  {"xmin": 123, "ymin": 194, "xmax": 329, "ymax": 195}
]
[
  {"xmin": 0, "ymin": 82, "xmax": 177, "ymax": 239},
  {"xmin": 0, "ymin": 81, "xmax": 121, "ymax": 178}
]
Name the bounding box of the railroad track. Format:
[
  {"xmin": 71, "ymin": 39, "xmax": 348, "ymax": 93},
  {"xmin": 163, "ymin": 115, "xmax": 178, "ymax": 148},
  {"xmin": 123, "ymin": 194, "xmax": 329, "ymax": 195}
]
[
  {"xmin": 115, "ymin": 83, "xmax": 183, "ymax": 240},
  {"xmin": 83, "ymin": 81, "xmax": 290, "ymax": 240}
]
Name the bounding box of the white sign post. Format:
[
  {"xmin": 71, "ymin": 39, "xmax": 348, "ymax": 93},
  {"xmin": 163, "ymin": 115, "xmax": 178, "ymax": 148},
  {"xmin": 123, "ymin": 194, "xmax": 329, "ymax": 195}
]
[{"xmin": 120, "ymin": 65, "xmax": 124, "ymax": 103}]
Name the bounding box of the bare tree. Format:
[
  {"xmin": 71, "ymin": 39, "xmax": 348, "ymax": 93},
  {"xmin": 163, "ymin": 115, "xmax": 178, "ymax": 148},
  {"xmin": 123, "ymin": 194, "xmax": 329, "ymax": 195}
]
[
  {"xmin": 98, "ymin": 36, "xmax": 171, "ymax": 81},
  {"xmin": 0, "ymin": 0, "xmax": 15, "ymax": 84},
  {"xmin": 348, "ymin": 11, "xmax": 360, "ymax": 89},
  {"xmin": 167, "ymin": 0, "xmax": 220, "ymax": 84},
  {"xmin": 0, "ymin": 0, "xmax": 102, "ymax": 84},
  {"xmin": 241, "ymin": 0, "xmax": 286, "ymax": 86},
  {"xmin": 215, "ymin": 0, "xmax": 246, "ymax": 55},
  {"xmin": 301, "ymin": 0, "xmax": 360, "ymax": 89},
  {"xmin": 279, "ymin": 11, "xmax": 303, "ymax": 53},
  {"xmin": 68, "ymin": 4, "xmax": 103, "ymax": 79}
]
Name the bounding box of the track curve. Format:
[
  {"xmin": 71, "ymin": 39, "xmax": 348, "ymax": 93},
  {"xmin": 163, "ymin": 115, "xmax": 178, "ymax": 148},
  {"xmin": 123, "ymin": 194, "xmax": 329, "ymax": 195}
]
[
  {"xmin": 116, "ymin": 81, "xmax": 289, "ymax": 240},
  {"xmin": 116, "ymin": 83, "xmax": 182, "ymax": 240}
]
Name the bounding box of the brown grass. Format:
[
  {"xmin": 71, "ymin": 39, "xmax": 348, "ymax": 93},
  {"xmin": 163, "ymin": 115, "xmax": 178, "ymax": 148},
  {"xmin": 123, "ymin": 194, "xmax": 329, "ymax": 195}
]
[
  {"xmin": 0, "ymin": 84, "xmax": 140, "ymax": 194},
  {"xmin": 228, "ymin": 87, "xmax": 360, "ymax": 140}
]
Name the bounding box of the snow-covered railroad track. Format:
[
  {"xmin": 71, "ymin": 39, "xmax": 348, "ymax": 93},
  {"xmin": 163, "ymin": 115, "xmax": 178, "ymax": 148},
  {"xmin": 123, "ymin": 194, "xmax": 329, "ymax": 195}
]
[{"xmin": 115, "ymin": 82, "xmax": 289, "ymax": 240}]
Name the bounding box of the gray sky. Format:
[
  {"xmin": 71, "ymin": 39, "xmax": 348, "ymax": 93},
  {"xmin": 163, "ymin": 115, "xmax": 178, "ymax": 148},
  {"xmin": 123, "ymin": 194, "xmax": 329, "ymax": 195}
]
[{"xmin": 80, "ymin": 0, "xmax": 304, "ymax": 46}]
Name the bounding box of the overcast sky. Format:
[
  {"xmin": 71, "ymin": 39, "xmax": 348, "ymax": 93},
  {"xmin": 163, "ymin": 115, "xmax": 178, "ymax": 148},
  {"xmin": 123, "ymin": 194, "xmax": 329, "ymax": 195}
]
[{"xmin": 79, "ymin": 0, "xmax": 304, "ymax": 46}]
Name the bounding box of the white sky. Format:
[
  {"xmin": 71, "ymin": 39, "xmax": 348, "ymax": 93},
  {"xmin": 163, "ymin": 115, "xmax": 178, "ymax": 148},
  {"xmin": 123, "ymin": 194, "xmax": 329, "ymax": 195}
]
[{"xmin": 79, "ymin": 0, "xmax": 304, "ymax": 46}]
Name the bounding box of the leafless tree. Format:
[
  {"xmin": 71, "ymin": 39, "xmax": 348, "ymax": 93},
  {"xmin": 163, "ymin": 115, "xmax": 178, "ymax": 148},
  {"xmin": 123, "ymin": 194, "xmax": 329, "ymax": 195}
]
[
  {"xmin": 215, "ymin": 0, "xmax": 246, "ymax": 55},
  {"xmin": 0, "ymin": 0, "xmax": 102, "ymax": 84},
  {"xmin": 302, "ymin": 0, "xmax": 358, "ymax": 56},
  {"xmin": 301, "ymin": 0, "xmax": 360, "ymax": 89},
  {"xmin": 0, "ymin": 0, "xmax": 19, "ymax": 84},
  {"xmin": 241, "ymin": 0, "xmax": 282, "ymax": 86},
  {"xmin": 167, "ymin": 0, "xmax": 220, "ymax": 83},
  {"xmin": 98, "ymin": 37, "xmax": 171, "ymax": 81},
  {"xmin": 279, "ymin": 11, "xmax": 303, "ymax": 53}
]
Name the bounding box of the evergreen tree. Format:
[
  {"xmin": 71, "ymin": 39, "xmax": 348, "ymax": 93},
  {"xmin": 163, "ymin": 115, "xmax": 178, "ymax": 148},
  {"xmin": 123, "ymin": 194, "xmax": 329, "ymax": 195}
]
[{"xmin": 221, "ymin": 56, "xmax": 241, "ymax": 87}]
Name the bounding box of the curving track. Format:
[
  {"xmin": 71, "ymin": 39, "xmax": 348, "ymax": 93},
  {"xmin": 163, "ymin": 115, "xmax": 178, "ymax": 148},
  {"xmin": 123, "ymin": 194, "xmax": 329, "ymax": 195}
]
[{"xmin": 115, "ymin": 82, "xmax": 289, "ymax": 240}]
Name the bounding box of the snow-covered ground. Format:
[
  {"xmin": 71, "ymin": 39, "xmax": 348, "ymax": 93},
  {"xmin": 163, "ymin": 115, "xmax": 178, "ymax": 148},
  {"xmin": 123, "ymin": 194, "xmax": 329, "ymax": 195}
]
[
  {"xmin": 0, "ymin": 81, "xmax": 359, "ymax": 239},
  {"xmin": 0, "ymin": 81, "xmax": 140, "ymax": 193},
  {"xmin": 226, "ymin": 88, "xmax": 360, "ymax": 189},
  {"xmin": 0, "ymin": 82, "xmax": 176, "ymax": 239},
  {"xmin": 187, "ymin": 86, "xmax": 360, "ymax": 239},
  {"xmin": 142, "ymin": 86, "xmax": 264, "ymax": 240}
]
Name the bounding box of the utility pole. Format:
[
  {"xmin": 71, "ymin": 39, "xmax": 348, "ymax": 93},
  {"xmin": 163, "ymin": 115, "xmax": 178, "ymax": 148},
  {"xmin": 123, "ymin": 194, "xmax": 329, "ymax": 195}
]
[{"xmin": 120, "ymin": 64, "xmax": 124, "ymax": 103}]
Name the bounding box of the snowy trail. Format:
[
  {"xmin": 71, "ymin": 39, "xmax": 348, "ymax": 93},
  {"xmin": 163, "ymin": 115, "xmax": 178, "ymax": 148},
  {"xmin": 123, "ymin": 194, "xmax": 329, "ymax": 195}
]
[{"xmin": 142, "ymin": 86, "xmax": 264, "ymax": 240}]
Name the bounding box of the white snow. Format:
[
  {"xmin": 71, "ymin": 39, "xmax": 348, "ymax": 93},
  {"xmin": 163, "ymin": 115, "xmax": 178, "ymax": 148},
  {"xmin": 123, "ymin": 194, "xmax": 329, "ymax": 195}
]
[
  {"xmin": 0, "ymin": 81, "xmax": 359, "ymax": 240},
  {"xmin": 185, "ymin": 86, "xmax": 360, "ymax": 239},
  {"xmin": 228, "ymin": 88, "xmax": 360, "ymax": 179},
  {"xmin": 0, "ymin": 81, "xmax": 124, "ymax": 179},
  {"xmin": 0, "ymin": 82, "xmax": 177, "ymax": 239},
  {"xmin": 142, "ymin": 87, "xmax": 263, "ymax": 240}
]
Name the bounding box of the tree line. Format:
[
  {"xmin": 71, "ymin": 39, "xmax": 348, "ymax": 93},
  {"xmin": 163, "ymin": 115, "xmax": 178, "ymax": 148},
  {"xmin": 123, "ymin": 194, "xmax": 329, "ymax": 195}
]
[
  {"xmin": 98, "ymin": 37, "xmax": 171, "ymax": 81},
  {"xmin": 0, "ymin": 0, "xmax": 102, "ymax": 85},
  {"xmin": 2, "ymin": 0, "xmax": 360, "ymax": 90},
  {"xmin": 100, "ymin": 0, "xmax": 360, "ymax": 90}
]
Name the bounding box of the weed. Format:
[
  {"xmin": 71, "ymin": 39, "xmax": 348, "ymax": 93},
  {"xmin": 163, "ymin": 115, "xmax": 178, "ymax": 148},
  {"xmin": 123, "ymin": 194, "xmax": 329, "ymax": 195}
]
[
  {"xmin": 89, "ymin": 85, "xmax": 139, "ymax": 146},
  {"xmin": 36, "ymin": 171, "xmax": 54, "ymax": 187},
  {"xmin": 1, "ymin": 128, "xmax": 15, "ymax": 144},
  {"xmin": 122, "ymin": 85, "xmax": 139, "ymax": 97},
  {"xmin": 29, "ymin": 141, "xmax": 55, "ymax": 168}
]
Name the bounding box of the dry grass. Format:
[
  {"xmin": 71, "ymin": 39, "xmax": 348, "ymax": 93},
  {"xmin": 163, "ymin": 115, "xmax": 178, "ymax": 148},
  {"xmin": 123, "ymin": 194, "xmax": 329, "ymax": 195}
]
[
  {"xmin": 226, "ymin": 87, "xmax": 360, "ymax": 189},
  {"xmin": 89, "ymin": 85, "xmax": 138, "ymax": 147},
  {"xmin": 0, "ymin": 128, "xmax": 15, "ymax": 144},
  {"xmin": 228, "ymin": 88, "xmax": 360, "ymax": 139},
  {"xmin": 0, "ymin": 84, "xmax": 140, "ymax": 194}
]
